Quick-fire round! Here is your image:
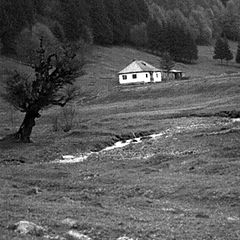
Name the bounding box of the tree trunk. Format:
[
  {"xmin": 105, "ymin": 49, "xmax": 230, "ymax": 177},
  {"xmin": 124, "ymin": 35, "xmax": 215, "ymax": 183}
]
[{"xmin": 15, "ymin": 111, "xmax": 40, "ymax": 143}]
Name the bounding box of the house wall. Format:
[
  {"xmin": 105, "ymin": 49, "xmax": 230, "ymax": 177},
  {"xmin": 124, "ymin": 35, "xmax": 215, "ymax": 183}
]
[
  {"xmin": 153, "ymin": 72, "xmax": 161, "ymax": 82},
  {"xmin": 119, "ymin": 72, "xmax": 161, "ymax": 84}
]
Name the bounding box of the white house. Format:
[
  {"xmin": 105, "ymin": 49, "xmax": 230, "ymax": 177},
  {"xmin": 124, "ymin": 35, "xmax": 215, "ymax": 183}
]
[{"xmin": 118, "ymin": 60, "xmax": 162, "ymax": 85}]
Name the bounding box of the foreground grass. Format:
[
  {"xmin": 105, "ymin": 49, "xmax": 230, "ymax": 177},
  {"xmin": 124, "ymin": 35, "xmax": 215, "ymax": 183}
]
[{"xmin": 1, "ymin": 117, "xmax": 240, "ymax": 239}]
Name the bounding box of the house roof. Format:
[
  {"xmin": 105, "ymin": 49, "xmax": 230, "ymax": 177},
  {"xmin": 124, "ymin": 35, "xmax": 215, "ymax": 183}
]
[
  {"xmin": 118, "ymin": 60, "xmax": 161, "ymax": 74},
  {"xmin": 162, "ymin": 69, "xmax": 183, "ymax": 73}
]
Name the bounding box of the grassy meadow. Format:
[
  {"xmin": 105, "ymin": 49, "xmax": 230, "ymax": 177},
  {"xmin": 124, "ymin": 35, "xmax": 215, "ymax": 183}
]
[{"xmin": 0, "ymin": 44, "xmax": 240, "ymax": 239}]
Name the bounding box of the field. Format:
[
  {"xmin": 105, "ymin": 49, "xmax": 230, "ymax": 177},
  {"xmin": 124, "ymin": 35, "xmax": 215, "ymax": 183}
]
[{"xmin": 0, "ymin": 44, "xmax": 240, "ymax": 239}]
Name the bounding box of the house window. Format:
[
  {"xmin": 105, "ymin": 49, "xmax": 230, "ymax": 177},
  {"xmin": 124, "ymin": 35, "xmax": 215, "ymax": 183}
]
[
  {"xmin": 122, "ymin": 75, "xmax": 127, "ymax": 80},
  {"xmin": 156, "ymin": 73, "xmax": 158, "ymax": 78},
  {"xmin": 132, "ymin": 74, "xmax": 137, "ymax": 79},
  {"xmin": 146, "ymin": 74, "xmax": 148, "ymax": 78}
]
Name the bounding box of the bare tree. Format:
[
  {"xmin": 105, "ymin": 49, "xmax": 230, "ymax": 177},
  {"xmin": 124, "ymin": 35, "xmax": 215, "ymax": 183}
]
[{"xmin": 1, "ymin": 38, "xmax": 84, "ymax": 142}]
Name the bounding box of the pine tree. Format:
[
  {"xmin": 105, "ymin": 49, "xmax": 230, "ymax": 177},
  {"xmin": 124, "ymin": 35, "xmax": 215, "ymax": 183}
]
[
  {"xmin": 89, "ymin": 0, "xmax": 113, "ymax": 45},
  {"xmin": 236, "ymin": 42, "xmax": 240, "ymax": 63},
  {"xmin": 130, "ymin": 23, "xmax": 148, "ymax": 47},
  {"xmin": 59, "ymin": 0, "xmax": 90, "ymax": 42},
  {"xmin": 166, "ymin": 23, "xmax": 196, "ymax": 63},
  {"xmin": 213, "ymin": 37, "xmax": 226, "ymax": 63},
  {"xmin": 32, "ymin": 0, "xmax": 46, "ymax": 15},
  {"xmin": 223, "ymin": 37, "xmax": 233, "ymax": 63},
  {"xmin": 103, "ymin": 0, "xmax": 126, "ymax": 44},
  {"xmin": 147, "ymin": 18, "xmax": 162, "ymax": 51},
  {"xmin": 119, "ymin": 0, "xmax": 140, "ymax": 25},
  {"xmin": 213, "ymin": 37, "xmax": 233, "ymax": 64},
  {"xmin": 182, "ymin": 32, "xmax": 198, "ymax": 63},
  {"xmin": 0, "ymin": 0, "xmax": 34, "ymax": 54},
  {"xmin": 134, "ymin": 0, "xmax": 149, "ymax": 22}
]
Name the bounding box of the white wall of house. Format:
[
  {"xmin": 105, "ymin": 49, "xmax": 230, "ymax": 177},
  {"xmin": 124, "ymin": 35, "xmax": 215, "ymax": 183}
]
[
  {"xmin": 119, "ymin": 71, "xmax": 161, "ymax": 84},
  {"xmin": 153, "ymin": 72, "xmax": 162, "ymax": 82}
]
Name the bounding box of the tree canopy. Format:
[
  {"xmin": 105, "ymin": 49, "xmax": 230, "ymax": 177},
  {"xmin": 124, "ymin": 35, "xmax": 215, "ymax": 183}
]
[
  {"xmin": 236, "ymin": 42, "xmax": 240, "ymax": 63},
  {"xmin": 160, "ymin": 51, "xmax": 175, "ymax": 78},
  {"xmin": 213, "ymin": 37, "xmax": 233, "ymax": 63},
  {"xmin": 0, "ymin": 0, "xmax": 238, "ymax": 64},
  {"xmin": 1, "ymin": 38, "xmax": 84, "ymax": 142}
]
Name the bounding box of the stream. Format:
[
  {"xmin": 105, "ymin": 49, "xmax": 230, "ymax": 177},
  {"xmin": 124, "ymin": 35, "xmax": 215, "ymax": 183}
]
[{"xmin": 52, "ymin": 118, "xmax": 240, "ymax": 164}]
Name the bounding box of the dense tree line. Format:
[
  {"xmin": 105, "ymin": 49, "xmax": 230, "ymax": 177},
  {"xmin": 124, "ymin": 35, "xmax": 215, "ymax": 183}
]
[
  {"xmin": 220, "ymin": 0, "xmax": 240, "ymax": 41},
  {"xmin": 0, "ymin": 0, "xmax": 239, "ymax": 63},
  {"xmin": 147, "ymin": 0, "xmax": 225, "ymax": 45},
  {"xmin": 0, "ymin": 0, "xmax": 149, "ymax": 54},
  {"xmin": 213, "ymin": 36, "xmax": 233, "ymax": 63},
  {"xmin": 147, "ymin": 9, "xmax": 198, "ymax": 63}
]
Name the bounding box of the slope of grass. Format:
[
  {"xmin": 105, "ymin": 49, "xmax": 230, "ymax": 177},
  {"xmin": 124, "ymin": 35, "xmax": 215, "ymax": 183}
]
[
  {"xmin": 0, "ymin": 45, "xmax": 240, "ymax": 239},
  {"xmin": 75, "ymin": 43, "xmax": 240, "ymax": 99}
]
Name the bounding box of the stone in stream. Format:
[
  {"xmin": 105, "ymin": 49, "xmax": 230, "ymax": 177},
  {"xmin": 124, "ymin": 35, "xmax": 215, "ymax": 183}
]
[
  {"xmin": 65, "ymin": 230, "xmax": 92, "ymax": 240},
  {"xmin": 61, "ymin": 218, "xmax": 79, "ymax": 228},
  {"xmin": 62, "ymin": 155, "xmax": 75, "ymax": 160},
  {"xmin": 44, "ymin": 234, "xmax": 66, "ymax": 240},
  {"xmin": 227, "ymin": 216, "xmax": 240, "ymax": 221},
  {"xmin": 117, "ymin": 236, "xmax": 135, "ymax": 240}
]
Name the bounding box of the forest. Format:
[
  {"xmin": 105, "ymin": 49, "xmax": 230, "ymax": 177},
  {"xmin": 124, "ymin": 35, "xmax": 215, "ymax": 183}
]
[{"xmin": 0, "ymin": 0, "xmax": 239, "ymax": 63}]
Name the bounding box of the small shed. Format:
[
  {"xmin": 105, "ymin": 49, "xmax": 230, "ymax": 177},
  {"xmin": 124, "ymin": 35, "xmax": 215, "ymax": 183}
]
[
  {"xmin": 118, "ymin": 60, "xmax": 162, "ymax": 84},
  {"xmin": 161, "ymin": 69, "xmax": 184, "ymax": 80}
]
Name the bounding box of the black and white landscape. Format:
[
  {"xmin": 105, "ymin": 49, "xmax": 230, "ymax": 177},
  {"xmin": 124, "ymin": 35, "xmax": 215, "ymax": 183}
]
[{"xmin": 0, "ymin": 0, "xmax": 240, "ymax": 239}]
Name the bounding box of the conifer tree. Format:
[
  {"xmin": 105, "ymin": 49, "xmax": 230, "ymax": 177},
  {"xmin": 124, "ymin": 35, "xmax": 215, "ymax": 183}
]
[
  {"xmin": 213, "ymin": 37, "xmax": 226, "ymax": 63},
  {"xmin": 147, "ymin": 18, "xmax": 162, "ymax": 51},
  {"xmin": 213, "ymin": 37, "xmax": 233, "ymax": 64},
  {"xmin": 89, "ymin": 0, "xmax": 113, "ymax": 45},
  {"xmin": 236, "ymin": 42, "xmax": 240, "ymax": 63},
  {"xmin": 119, "ymin": 0, "xmax": 140, "ymax": 25},
  {"xmin": 134, "ymin": 0, "xmax": 149, "ymax": 22},
  {"xmin": 59, "ymin": 0, "xmax": 90, "ymax": 42},
  {"xmin": 0, "ymin": 0, "xmax": 34, "ymax": 54},
  {"xmin": 182, "ymin": 32, "xmax": 198, "ymax": 63},
  {"xmin": 222, "ymin": 37, "xmax": 233, "ymax": 63},
  {"xmin": 103, "ymin": 0, "xmax": 125, "ymax": 44},
  {"xmin": 165, "ymin": 23, "xmax": 198, "ymax": 63}
]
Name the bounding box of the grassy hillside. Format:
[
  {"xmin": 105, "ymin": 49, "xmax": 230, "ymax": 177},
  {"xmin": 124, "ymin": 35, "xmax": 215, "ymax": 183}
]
[
  {"xmin": 0, "ymin": 44, "xmax": 240, "ymax": 154},
  {"xmin": 79, "ymin": 43, "xmax": 239, "ymax": 97},
  {"xmin": 0, "ymin": 45, "xmax": 240, "ymax": 239}
]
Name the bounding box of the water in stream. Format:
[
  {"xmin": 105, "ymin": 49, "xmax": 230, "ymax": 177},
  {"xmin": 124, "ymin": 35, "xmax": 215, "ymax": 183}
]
[{"xmin": 52, "ymin": 118, "xmax": 239, "ymax": 164}]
